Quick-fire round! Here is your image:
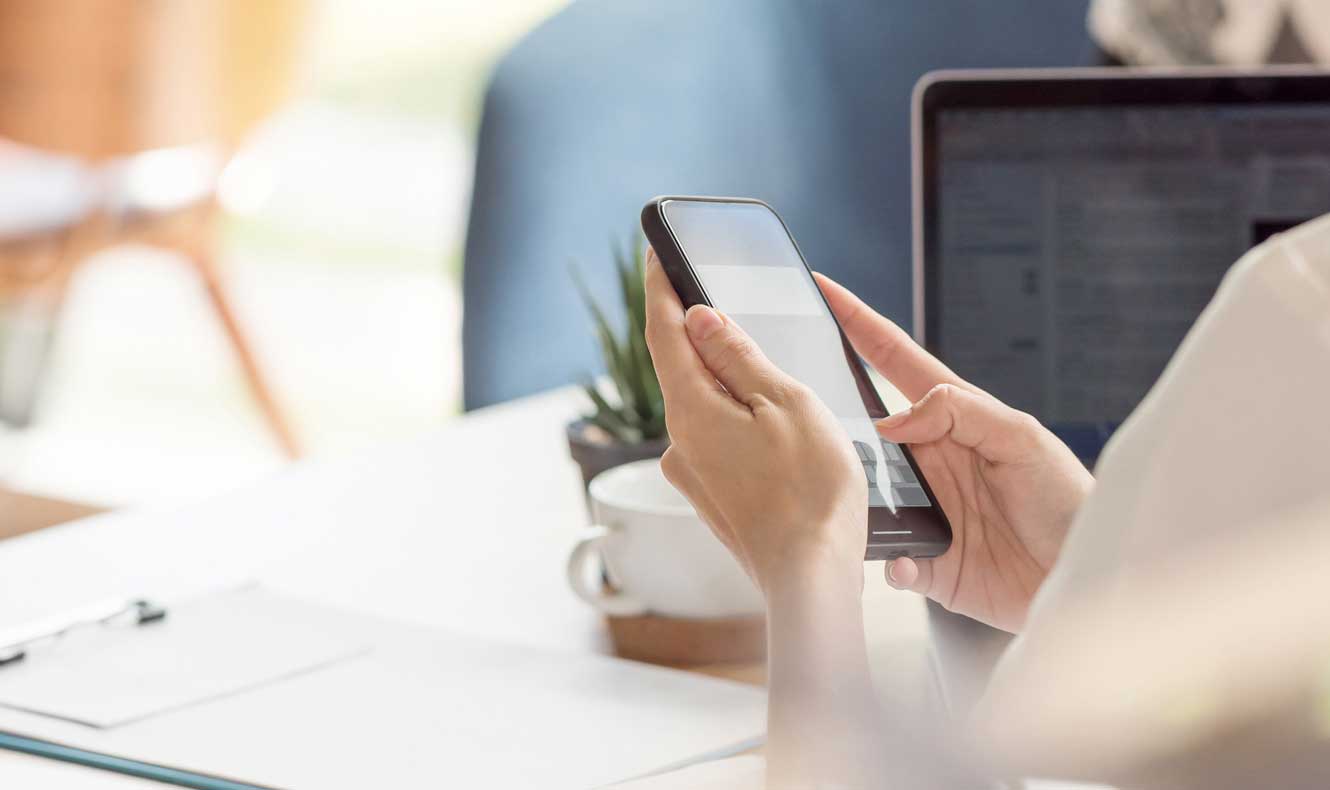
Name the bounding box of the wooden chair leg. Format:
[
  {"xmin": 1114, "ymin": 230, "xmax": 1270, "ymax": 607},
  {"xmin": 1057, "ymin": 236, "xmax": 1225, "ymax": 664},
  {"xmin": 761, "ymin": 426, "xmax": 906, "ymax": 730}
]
[
  {"xmin": 185, "ymin": 206, "xmax": 301, "ymax": 458},
  {"xmin": 194, "ymin": 249, "xmax": 302, "ymax": 458}
]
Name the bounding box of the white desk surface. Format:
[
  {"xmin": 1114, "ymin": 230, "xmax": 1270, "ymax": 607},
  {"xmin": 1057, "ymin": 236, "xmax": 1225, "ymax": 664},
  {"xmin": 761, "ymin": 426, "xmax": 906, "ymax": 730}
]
[{"xmin": 0, "ymin": 386, "xmax": 925, "ymax": 787}]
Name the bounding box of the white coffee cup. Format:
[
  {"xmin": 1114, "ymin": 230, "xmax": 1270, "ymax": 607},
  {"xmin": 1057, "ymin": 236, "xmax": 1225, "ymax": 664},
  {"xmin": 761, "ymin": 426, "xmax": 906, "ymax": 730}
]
[{"xmin": 567, "ymin": 459, "xmax": 764, "ymax": 619}]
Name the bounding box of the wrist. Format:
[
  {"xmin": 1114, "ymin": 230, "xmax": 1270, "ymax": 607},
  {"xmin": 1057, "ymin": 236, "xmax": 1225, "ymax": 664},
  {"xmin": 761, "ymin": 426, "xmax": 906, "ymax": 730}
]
[{"xmin": 761, "ymin": 542, "xmax": 863, "ymax": 615}]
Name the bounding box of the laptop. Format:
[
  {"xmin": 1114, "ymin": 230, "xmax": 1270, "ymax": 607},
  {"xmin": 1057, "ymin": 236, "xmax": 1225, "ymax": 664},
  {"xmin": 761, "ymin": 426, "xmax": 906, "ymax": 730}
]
[{"xmin": 912, "ymin": 68, "xmax": 1330, "ymax": 461}]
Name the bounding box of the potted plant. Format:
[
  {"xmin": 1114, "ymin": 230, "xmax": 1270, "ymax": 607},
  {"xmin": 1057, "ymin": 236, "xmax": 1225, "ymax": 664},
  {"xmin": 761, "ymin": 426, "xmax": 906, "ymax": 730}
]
[{"xmin": 567, "ymin": 237, "xmax": 669, "ymax": 488}]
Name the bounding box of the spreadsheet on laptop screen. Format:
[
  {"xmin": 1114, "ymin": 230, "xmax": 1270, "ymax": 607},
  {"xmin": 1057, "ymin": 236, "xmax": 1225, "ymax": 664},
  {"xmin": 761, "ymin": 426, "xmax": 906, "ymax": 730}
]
[{"xmin": 935, "ymin": 103, "xmax": 1330, "ymax": 458}]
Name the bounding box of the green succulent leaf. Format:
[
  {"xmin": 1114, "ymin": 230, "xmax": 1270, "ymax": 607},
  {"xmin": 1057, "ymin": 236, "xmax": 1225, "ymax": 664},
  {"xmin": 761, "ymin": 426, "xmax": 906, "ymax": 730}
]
[
  {"xmin": 571, "ymin": 232, "xmax": 668, "ymax": 444},
  {"xmin": 582, "ymin": 383, "xmax": 640, "ymax": 443}
]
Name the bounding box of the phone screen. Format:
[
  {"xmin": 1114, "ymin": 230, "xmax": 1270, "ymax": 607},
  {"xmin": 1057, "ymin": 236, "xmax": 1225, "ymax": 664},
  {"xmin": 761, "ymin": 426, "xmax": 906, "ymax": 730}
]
[{"xmin": 660, "ymin": 199, "xmax": 933, "ymax": 514}]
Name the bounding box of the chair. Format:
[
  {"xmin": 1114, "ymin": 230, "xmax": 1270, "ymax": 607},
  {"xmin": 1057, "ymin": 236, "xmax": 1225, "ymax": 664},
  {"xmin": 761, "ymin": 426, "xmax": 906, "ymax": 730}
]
[
  {"xmin": 461, "ymin": 0, "xmax": 1096, "ymax": 410},
  {"xmin": 0, "ymin": 0, "xmax": 306, "ymax": 455}
]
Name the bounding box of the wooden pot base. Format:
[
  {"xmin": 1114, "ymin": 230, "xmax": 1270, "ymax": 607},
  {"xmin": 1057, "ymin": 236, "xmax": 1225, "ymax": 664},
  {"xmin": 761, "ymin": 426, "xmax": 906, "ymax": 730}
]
[{"xmin": 605, "ymin": 611, "xmax": 766, "ymax": 667}]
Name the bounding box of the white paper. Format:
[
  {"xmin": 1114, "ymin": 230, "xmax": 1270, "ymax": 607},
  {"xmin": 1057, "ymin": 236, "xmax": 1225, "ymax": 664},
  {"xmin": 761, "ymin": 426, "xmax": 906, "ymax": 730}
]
[
  {"xmin": 0, "ymin": 587, "xmax": 369, "ymax": 728},
  {"xmin": 0, "ymin": 590, "xmax": 767, "ymax": 789}
]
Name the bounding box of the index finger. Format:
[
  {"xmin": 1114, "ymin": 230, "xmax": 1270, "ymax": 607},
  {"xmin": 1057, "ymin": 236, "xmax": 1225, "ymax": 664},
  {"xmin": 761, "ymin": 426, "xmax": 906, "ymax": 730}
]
[
  {"xmin": 643, "ymin": 248, "xmax": 727, "ymax": 407},
  {"xmin": 813, "ymin": 271, "xmax": 968, "ymax": 402}
]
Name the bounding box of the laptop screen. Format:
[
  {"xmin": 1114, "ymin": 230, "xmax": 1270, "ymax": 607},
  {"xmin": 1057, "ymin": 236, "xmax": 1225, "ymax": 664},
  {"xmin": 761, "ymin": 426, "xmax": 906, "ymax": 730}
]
[{"xmin": 932, "ymin": 100, "xmax": 1330, "ymax": 459}]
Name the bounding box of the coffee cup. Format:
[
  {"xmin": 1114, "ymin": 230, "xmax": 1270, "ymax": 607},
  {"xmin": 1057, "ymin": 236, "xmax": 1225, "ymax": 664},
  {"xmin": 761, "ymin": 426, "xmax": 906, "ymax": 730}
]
[{"xmin": 566, "ymin": 459, "xmax": 763, "ymax": 619}]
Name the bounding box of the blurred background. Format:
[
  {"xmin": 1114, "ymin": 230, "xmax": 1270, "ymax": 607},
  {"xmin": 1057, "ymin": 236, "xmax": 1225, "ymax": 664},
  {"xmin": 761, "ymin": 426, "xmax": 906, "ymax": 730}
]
[
  {"xmin": 4, "ymin": 0, "xmax": 1319, "ymax": 518},
  {"xmin": 0, "ymin": 0, "xmax": 1103, "ymax": 517},
  {"xmin": 0, "ymin": 0, "xmax": 566, "ymax": 507}
]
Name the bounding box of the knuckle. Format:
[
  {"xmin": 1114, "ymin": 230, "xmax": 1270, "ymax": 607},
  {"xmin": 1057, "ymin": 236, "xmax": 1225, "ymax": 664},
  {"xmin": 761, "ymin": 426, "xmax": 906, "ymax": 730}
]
[
  {"xmin": 711, "ymin": 332, "xmax": 760, "ymax": 374},
  {"xmin": 747, "ymin": 377, "xmax": 804, "ymax": 415},
  {"xmin": 773, "ymin": 378, "xmax": 813, "ymax": 407},
  {"xmin": 643, "ymin": 316, "xmax": 666, "ymax": 351},
  {"xmin": 918, "ymin": 382, "xmax": 955, "ymax": 411},
  {"xmin": 663, "ymin": 405, "xmax": 707, "ymax": 449},
  {"xmin": 746, "ymin": 393, "xmax": 777, "ymax": 415},
  {"xmin": 662, "ymin": 408, "xmax": 690, "ymax": 444},
  {"xmin": 1011, "ymin": 409, "xmax": 1044, "ymax": 436},
  {"xmin": 659, "ymin": 447, "xmax": 685, "ymax": 482}
]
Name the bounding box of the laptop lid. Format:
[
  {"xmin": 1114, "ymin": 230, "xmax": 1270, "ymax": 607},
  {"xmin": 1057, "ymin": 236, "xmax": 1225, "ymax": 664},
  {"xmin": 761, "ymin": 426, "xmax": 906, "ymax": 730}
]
[{"xmin": 912, "ymin": 68, "xmax": 1330, "ymax": 461}]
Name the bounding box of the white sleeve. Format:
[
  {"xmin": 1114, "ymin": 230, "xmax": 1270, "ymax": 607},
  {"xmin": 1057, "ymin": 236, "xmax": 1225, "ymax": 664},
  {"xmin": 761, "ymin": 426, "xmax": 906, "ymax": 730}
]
[{"xmin": 974, "ymin": 212, "xmax": 1330, "ymax": 780}]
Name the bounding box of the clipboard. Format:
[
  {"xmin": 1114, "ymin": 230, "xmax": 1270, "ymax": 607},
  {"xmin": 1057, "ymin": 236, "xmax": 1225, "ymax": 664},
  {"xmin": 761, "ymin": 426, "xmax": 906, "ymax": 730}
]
[
  {"xmin": 0, "ymin": 587, "xmax": 371, "ymax": 788},
  {"xmin": 0, "ymin": 587, "xmax": 767, "ymax": 788},
  {"xmin": 0, "ymin": 587, "xmax": 370, "ymax": 729}
]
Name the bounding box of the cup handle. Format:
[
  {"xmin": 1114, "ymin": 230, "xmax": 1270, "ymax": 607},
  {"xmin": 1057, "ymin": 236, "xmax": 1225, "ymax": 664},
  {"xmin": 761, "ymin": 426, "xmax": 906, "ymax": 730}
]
[{"xmin": 566, "ymin": 525, "xmax": 648, "ymax": 617}]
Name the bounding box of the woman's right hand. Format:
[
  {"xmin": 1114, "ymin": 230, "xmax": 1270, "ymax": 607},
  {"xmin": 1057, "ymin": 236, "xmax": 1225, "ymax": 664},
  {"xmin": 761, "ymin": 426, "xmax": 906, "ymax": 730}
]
[{"xmin": 816, "ymin": 273, "xmax": 1094, "ymax": 633}]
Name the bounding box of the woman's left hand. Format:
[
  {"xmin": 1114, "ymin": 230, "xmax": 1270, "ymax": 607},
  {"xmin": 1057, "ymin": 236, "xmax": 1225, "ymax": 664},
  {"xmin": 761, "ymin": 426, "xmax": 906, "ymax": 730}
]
[
  {"xmin": 643, "ymin": 249, "xmax": 868, "ymax": 596},
  {"xmin": 645, "ymin": 248, "xmax": 917, "ymax": 786}
]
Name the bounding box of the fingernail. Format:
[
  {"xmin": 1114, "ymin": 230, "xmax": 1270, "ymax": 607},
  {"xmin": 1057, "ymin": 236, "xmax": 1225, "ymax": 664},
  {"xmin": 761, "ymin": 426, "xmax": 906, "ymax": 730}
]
[
  {"xmin": 886, "ymin": 561, "xmax": 900, "ymax": 584},
  {"xmin": 879, "ymin": 408, "xmax": 912, "ymax": 428},
  {"xmin": 685, "ymin": 305, "xmax": 724, "ymax": 340}
]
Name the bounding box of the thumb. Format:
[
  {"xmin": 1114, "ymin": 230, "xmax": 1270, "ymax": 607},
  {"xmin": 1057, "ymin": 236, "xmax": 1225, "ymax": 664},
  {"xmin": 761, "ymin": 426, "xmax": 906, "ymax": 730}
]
[
  {"xmin": 886, "ymin": 556, "xmax": 934, "ymax": 596},
  {"xmin": 684, "ymin": 305, "xmax": 787, "ymax": 406},
  {"xmin": 876, "ymin": 383, "xmax": 1040, "ymax": 464}
]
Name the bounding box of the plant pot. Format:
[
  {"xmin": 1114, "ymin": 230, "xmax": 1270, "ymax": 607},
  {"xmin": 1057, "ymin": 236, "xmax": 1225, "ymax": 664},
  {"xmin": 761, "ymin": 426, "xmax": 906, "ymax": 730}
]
[{"xmin": 566, "ymin": 418, "xmax": 669, "ymax": 490}]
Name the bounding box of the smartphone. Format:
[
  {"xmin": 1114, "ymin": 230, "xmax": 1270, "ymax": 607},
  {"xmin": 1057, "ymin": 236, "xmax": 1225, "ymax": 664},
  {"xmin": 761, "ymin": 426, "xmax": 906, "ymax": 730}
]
[{"xmin": 641, "ymin": 196, "xmax": 952, "ymax": 560}]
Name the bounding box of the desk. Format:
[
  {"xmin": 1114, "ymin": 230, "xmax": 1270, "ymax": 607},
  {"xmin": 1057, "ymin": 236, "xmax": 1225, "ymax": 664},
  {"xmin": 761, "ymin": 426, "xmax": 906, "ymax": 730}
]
[{"xmin": 0, "ymin": 386, "xmax": 927, "ymax": 786}]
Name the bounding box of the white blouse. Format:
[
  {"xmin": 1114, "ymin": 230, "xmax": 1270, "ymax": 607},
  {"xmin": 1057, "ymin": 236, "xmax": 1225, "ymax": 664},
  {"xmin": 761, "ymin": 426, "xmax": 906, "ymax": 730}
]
[{"xmin": 977, "ymin": 212, "xmax": 1330, "ymax": 781}]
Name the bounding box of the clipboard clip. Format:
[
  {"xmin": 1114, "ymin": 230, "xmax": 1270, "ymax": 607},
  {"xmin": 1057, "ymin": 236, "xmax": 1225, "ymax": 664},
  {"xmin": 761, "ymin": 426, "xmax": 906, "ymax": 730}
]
[{"xmin": 0, "ymin": 598, "xmax": 168, "ymax": 669}]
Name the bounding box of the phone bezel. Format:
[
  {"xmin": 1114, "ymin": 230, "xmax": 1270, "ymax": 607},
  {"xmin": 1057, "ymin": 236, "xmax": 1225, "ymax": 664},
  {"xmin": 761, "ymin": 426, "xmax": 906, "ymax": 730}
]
[{"xmin": 641, "ymin": 195, "xmax": 953, "ymax": 561}]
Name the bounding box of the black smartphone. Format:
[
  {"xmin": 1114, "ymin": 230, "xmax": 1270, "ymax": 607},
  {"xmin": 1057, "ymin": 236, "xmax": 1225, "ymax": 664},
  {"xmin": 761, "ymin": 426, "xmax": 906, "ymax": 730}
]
[{"xmin": 641, "ymin": 196, "xmax": 952, "ymax": 561}]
